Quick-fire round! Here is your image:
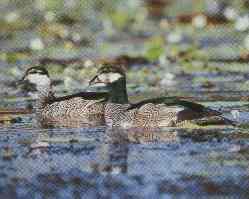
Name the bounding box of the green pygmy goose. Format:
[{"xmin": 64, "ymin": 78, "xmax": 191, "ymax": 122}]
[{"xmin": 89, "ymin": 64, "xmax": 234, "ymax": 129}]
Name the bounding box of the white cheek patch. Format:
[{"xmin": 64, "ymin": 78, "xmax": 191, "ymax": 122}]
[
  {"xmin": 27, "ymin": 74, "xmax": 51, "ymax": 86},
  {"xmin": 92, "ymin": 82, "xmax": 107, "ymax": 87},
  {"xmin": 99, "ymin": 73, "xmax": 122, "ymax": 83}
]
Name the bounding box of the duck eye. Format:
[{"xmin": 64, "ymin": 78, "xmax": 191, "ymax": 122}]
[
  {"xmin": 27, "ymin": 72, "xmax": 36, "ymax": 75},
  {"xmin": 37, "ymin": 71, "xmax": 46, "ymax": 74},
  {"xmin": 29, "ymin": 70, "xmax": 45, "ymax": 75}
]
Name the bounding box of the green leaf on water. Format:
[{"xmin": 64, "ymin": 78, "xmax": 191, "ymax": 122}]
[
  {"xmin": 144, "ymin": 36, "xmax": 165, "ymax": 61},
  {"xmin": 110, "ymin": 10, "xmax": 132, "ymax": 30}
]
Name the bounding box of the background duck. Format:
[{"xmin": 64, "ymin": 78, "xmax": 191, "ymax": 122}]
[
  {"xmin": 89, "ymin": 64, "xmax": 235, "ymax": 129},
  {"xmin": 19, "ymin": 66, "xmax": 109, "ymax": 127}
]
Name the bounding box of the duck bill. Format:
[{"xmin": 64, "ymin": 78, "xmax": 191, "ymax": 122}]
[
  {"xmin": 89, "ymin": 75, "xmax": 104, "ymax": 86},
  {"xmin": 15, "ymin": 77, "xmax": 28, "ymax": 87},
  {"xmin": 88, "ymin": 76, "xmax": 108, "ymax": 92},
  {"xmin": 89, "ymin": 75, "xmax": 98, "ymax": 86}
]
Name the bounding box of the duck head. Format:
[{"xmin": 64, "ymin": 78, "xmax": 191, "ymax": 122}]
[
  {"xmin": 89, "ymin": 64, "xmax": 128, "ymax": 103},
  {"xmin": 18, "ymin": 66, "xmax": 53, "ymax": 99},
  {"xmin": 19, "ymin": 66, "xmax": 51, "ymax": 88},
  {"xmin": 89, "ymin": 64, "xmax": 126, "ymax": 88}
]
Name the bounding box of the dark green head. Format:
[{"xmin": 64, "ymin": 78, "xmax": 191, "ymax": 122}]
[{"xmin": 96, "ymin": 64, "xmax": 126, "ymax": 75}]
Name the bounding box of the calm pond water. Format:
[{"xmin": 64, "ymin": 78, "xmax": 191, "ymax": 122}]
[{"xmin": 1, "ymin": 96, "xmax": 249, "ymax": 198}]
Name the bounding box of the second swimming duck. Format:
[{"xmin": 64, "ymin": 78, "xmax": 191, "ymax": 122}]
[{"xmin": 89, "ymin": 64, "xmax": 234, "ymax": 129}]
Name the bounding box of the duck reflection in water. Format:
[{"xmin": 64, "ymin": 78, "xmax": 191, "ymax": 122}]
[{"xmin": 92, "ymin": 128, "xmax": 129, "ymax": 174}]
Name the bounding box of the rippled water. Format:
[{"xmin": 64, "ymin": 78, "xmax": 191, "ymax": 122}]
[{"xmin": 1, "ymin": 97, "xmax": 249, "ymax": 198}]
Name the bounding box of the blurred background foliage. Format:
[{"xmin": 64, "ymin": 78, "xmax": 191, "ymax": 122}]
[
  {"xmin": 1, "ymin": 0, "xmax": 249, "ymax": 58},
  {"xmin": 2, "ymin": 0, "xmax": 249, "ymax": 97}
]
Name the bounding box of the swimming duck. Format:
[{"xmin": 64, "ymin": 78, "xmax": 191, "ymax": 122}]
[
  {"xmin": 19, "ymin": 66, "xmax": 109, "ymax": 127},
  {"xmin": 89, "ymin": 64, "xmax": 234, "ymax": 128}
]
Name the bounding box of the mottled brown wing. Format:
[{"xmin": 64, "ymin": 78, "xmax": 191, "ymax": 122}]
[{"xmin": 128, "ymin": 96, "xmax": 221, "ymax": 116}]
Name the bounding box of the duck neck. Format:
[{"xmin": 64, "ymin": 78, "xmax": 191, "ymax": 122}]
[
  {"xmin": 36, "ymin": 83, "xmax": 55, "ymax": 108},
  {"xmin": 107, "ymin": 77, "xmax": 128, "ymax": 104}
]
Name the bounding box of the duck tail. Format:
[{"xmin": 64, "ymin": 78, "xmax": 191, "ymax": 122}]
[{"xmin": 220, "ymin": 116, "xmax": 237, "ymax": 127}]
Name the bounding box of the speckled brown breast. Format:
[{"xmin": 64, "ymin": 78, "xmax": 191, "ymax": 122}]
[
  {"xmin": 134, "ymin": 103, "xmax": 180, "ymax": 128},
  {"xmin": 104, "ymin": 103, "xmax": 136, "ymax": 128},
  {"xmin": 104, "ymin": 103, "xmax": 182, "ymax": 129},
  {"xmin": 37, "ymin": 97, "xmax": 105, "ymax": 126}
]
